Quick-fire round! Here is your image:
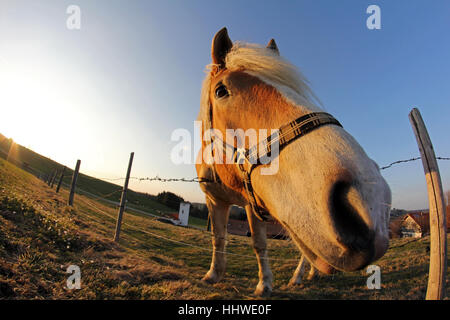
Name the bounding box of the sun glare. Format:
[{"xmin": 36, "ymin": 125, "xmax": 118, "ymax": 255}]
[
  {"xmin": 0, "ymin": 55, "xmax": 89, "ymax": 162},
  {"xmin": 1, "ymin": 64, "xmax": 53, "ymax": 146},
  {"xmin": 0, "ymin": 53, "xmax": 134, "ymax": 182}
]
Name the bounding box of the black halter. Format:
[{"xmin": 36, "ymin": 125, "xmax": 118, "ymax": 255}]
[{"xmin": 207, "ymin": 109, "xmax": 342, "ymax": 221}]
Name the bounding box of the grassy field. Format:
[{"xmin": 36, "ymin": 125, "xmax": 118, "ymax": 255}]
[
  {"xmin": 0, "ymin": 157, "xmax": 449, "ymax": 299},
  {"xmin": 0, "ymin": 134, "xmax": 174, "ymax": 215}
]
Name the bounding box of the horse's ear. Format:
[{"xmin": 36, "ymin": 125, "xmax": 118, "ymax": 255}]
[
  {"xmin": 267, "ymin": 39, "xmax": 279, "ymax": 55},
  {"xmin": 211, "ymin": 27, "xmax": 233, "ymax": 69}
]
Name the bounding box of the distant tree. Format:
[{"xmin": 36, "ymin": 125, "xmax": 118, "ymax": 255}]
[
  {"xmin": 156, "ymin": 191, "xmax": 184, "ymax": 210},
  {"xmin": 190, "ymin": 205, "xmax": 209, "ymax": 220},
  {"xmin": 389, "ymin": 217, "xmax": 404, "ymax": 239},
  {"xmin": 229, "ymin": 205, "xmax": 247, "ymax": 221},
  {"xmin": 390, "ymin": 208, "xmax": 406, "ymax": 218}
]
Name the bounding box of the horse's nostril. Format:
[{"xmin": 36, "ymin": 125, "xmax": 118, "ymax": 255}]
[{"xmin": 330, "ymin": 181, "xmax": 375, "ymax": 253}]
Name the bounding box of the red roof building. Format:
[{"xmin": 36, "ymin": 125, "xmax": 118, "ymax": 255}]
[
  {"xmin": 400, "ymin": 206, "xmax": 450, "ymax": 238},
  {"xmin": 227, "ymin": 218, "xmax": 288, "ymax": 239}
]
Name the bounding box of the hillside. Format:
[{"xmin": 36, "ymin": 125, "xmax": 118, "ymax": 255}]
[
  {"xmin": 0, "ymin": 133, "xmax": 174, "ymax": 215},
  {"xmin": 0, "ymin": 156, "xmax": 449, "ymax": 299}
]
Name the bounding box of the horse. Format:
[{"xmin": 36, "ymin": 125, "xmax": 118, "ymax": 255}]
[{"xmin": 195, "ymin": 27, "xmax": 391, "ymax": 297}]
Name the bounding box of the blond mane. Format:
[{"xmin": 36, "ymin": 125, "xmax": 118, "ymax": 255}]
[{"xmin": 198, "ymin": 41, "xmax": 320, "ymax": 126}]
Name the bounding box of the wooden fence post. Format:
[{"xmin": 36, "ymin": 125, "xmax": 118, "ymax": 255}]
[
  {"xmin": 56, "ymin": 166, "xmax": 66, "ymax": 193},
  {"xmin": 68, "ymin": 160, "xmax": 81, "ymax": 206},
  {"xmin": 409, "ymin": 108, "xmax": 447, "ymax": 300},
  {"xmin": 113, "ymin": 152, "xmax": 134, "ymax": 242},
  {"xmin": 47, "ymin": 170, "xmax": 54, "ymax": 186},
  {"xmin": 50, "ymin": 170, "xmax": 58, "ymax": 188}
]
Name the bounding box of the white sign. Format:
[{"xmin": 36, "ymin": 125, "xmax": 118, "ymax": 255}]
[{"xmin": 178, "ymin": 202, "xmax": 190, "ymax": 226}]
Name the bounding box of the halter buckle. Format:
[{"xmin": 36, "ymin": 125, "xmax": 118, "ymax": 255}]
[
  {"xmin": 235, "ymin": 148, "xmax": 247, "ymax": 164},
  {"xmin": 235, "ymin": 148, "xmax": 251, "ymax": 173}
]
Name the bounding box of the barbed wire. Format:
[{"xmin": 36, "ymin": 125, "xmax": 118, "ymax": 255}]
[
  {"xmin": 77, "ymin": 187, "xmax": 122, "ymax": 200},
  {"xmin": 90, "ymin": 156, "xmax": 450, "ymax": 182},
  {"xmin": 96, "ymin": 188, "xmax": 122, "ymax": 199},
  {"xmin": 132, "ymin": 176, "xmax": 213, "ymax": 183},
  {"xmin": 8, "ymin": 153, "xmax": 446, "ymax": 264},
  {"xmin": 380, "ymin": 156, "xmax": 450, "ymax": 170},
  {"xmin": 93, "ymin": 175, "xmax": 213, "ymax": 183},
  {"xmin": 380, "ymin": 157, "xmax": 421, "ymax": 170}
]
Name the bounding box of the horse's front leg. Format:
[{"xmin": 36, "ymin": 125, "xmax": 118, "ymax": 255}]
[
  {"xmin": 307, "ymin": 264, "xmax": 317, "ymax": 280},
  {"xmin": 245, "ymin": 205, "xmax": 273, "ymax": 297},
  {"xmin": 289, "ymin": 255, "xmax": 318, "ymax": 286},
  {"xmin": 288, "ymin": 255, "xmax": 307, "ymax": 286},
  {"xmin": 202, "ymin": 197, "xmax": 230, "ymax": 284}
]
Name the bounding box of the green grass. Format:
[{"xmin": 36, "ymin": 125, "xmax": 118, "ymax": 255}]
[
  {"xmin": 0, "ymin": 156, "xmax": 449, "ymax": 300},
  {"xmin": 188, "ymin": 216, "xmax": 208, "ymax": 228}
]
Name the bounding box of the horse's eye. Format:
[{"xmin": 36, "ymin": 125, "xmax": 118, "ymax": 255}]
[{"xmin": 215, "ymin": 84, "xmax": 229, "ymax": 99}]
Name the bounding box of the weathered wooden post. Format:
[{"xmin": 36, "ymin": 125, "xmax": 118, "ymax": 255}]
[
  {"xmin": 56, "ymin": 166, "xmax": 66, "ymax": 193},
  {"xmin": 50, "ymin": 170, "xmax": 58, "ymax": 188},
  {"xmin": 113, "ymin": 152, "xmax": 134, "ymax": 242},
  {"xmin": 409, "ymin": 108, "xmax": 447, "ymax": 300},
  {"xmin": 47, "ymin": 170, "xmax": 54, "ymax": 186},
  {"xmin": 68, "ymin": 160, "xmax": 81, "ymax": 206}
]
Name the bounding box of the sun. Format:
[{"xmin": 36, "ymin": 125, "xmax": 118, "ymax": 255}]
[
  {"xmin": 0, "ymin": 55, "xmax": 79, "ymax": 156},
  {"xmin": 1, "ymin": 60, "xmax": 50, "ymax": 144}
]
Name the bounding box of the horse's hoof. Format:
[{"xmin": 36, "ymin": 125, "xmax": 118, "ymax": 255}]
[
  {"xmin": 254, "ymin": 283, "xmax": 272, "ymax": 297},
  {"xmin": 306, "ymin": 274, "xmax": 317, "ymax": 281},
  {"xmin": 202, "ymin": 270, "xmax": 222, "ymax": 284},
  {"xmin": 202, "ymin": 275, "xmax": 217, "ymax": 284},
  {"xmin": 288, "ymin": 279, "xmax": 302, "ymax": 287}
]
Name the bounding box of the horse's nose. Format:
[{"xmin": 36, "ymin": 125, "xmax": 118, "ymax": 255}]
[{"xmin": 328, "ymin": 180, "xmax": 376, "ymax": 267}]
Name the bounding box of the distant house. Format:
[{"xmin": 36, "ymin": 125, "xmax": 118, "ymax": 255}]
[
  {"xmin": 400, "ymin": 212, "xmax": 429, "ymax": 238},
  {"xmin": 266, "ymin": 220, "xmax": 288, "ymax": 239},
  {"xmin": 167, "ymin": 212, "xmax": 178, "ymax": 220},
  {"xmin": 155, "ymin": 212, "xmax": 181, "ymax": 225},
  {"xmin": 399, "ymin": 206, "xmax": 450, "ymax": 238},
  {"xmin": 191, "ymin": 202, "xmax": 207, "ymax": 211},
  {"xmin": 227, "ymin": 219, "xmax": 249, "ymax": 236},
  {"xmin": 227, "ymin": 218, "xmax": 288, "ymax": 239}
]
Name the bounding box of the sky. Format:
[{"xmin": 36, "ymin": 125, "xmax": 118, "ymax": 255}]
[{"xmin": 0, "ymin": 0, "xmax": 449, "ymax": 209}]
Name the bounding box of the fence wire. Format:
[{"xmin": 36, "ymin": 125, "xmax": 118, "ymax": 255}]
[
  {"xmin": 8, "ymin": 153, "xmax": 450, "ymax": 265},
  {"xmin": 90, "ymin": 156, "xmax": 450, "ymax": 182},
  {"xmin": 380, "ymin": 156, "xmax": 450, "ymax": 170},
  {"xmin": 79, "ymin": 196, "xmax": 299, "ymax": 262}
]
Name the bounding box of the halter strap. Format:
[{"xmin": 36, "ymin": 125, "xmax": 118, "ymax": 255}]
[
  {"xmin": 206, "ymin": 109, "xmax": 342, "ymax": 221},
  {"xmin": 233, "ymin": 112, "xmax": 342, "ymax": 221}
]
